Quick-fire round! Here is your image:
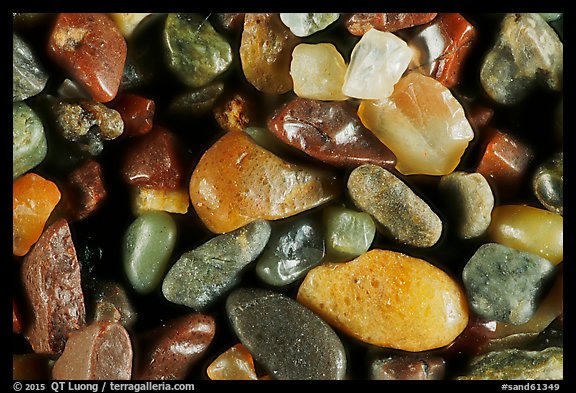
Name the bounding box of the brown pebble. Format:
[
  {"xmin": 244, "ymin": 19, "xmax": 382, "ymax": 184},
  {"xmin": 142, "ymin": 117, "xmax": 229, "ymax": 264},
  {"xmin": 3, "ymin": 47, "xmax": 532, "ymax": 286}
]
[{"xmin": 65, "ymin": 159, "xmax": 107, "ymax": 220}]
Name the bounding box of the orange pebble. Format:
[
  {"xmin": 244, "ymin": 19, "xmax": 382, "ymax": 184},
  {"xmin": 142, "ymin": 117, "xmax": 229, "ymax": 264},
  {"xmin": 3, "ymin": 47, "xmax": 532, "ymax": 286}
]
[
  {"xmin": 13, "ymin": 173, "xmax": 61, "ymax": 256},
  {"xmin": 206, "ymin": 343, "xmax": 258, "ymax": 380}
]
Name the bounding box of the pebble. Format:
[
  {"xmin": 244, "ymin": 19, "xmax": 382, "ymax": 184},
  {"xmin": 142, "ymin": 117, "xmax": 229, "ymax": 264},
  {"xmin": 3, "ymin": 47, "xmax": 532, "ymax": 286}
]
[
  {"xmin": 47, "ymin": 13, "xmax": 127, "ymax": 102},
  {"xmin": 163, "ymin": 13, "xmax": 232, "ymax": 88},
  {"xmin": 279, "ymin": 13, "xmax": 339, "ymax": 37},
  {"xmin": 13, "ymin": 173, "xmax": 61, "ymax": 256},
  {"xmin": 206, "ymin": 343, "xmax": 258, "ymax": 380},
  {"xmin": 297, "ymin": 249, "xmax": 469, "ymax": 351},
  {"xmin": 255, "ymin": 214, "xmax": 325, "ymax": 287},
  {"xmin": 438, "ymin": 171, "xmax": 494, "ymax": 239},
  {"xmin": 169, "ymin": 82, "xmax": 225, "ymax": 117},
  {"xmin": 110, "ymin": 93, "xmax": 155, "ymax": 138},
  {"xmin": 267, "ymin": 97, "xmax": 396, "ymax": 169},
  {"xmin": 488, "ymin": 205, "xmax": 563, "ymax": 265},
  {"xmin": 92, "ymin": 280, "xmax": 137, "ymax": 328},
  {"xmin": 213, "ymin": 90, "xmax": 254, "ymax": 132},
  {"xmin": 345, "ymin": 13, "xmax": 438, "ymax": 35},
  {"xmin": 324, "ymin": 205, "xmax": 375, "ymax": 261},
  {"xmin": 13, "ymin": 33, "xmax": 48, "ymax": 101},
  {"xmin": 226, "ymin": 287, "xmax": 347, "ymax": 380},
  {"xmin": 290, "ymin": 43, "xmax": 348, "ymax": 101},
  {"xmin": 358, "ymin": 72, "xmax": 474, "ymax": 175},
  {"xmin": 347, "ymin": 164, "xmax": 442, "ymax": 248},
  {"xmin": 162, "ymin": 220, "xmax": 271, "ymax": 310},
  {"xmin": 189, "ymin": 130, "xmax": 340, "ymax": 234},
  {"xmin": 131, "ymin": 187, "xmax": 190, "ymax": 215},
  {"xmin": 369, "ymin": 353, "xmax": 446, "ymax": 380},
  {"xmin": 533, "ymin": 152, "xmax": 563, "ymax": 215},
  {"xmin": 462, "ymin": 243, "xmax": 556, "ymax": 325},
  {"xmin": 342, "ymin": 29, "xmax": 413, "ymax": 100},
  {"xmin": 13, "ymin": 102, "xmax": 47, "ymax": 179},
  {"xmin": 21, "ymin": 219, "xmax": 86, "ymax": 354},
  {"xmin": 135, "ymin": 313, "xmax": 215, "ymax": 380},
  {"xmin": 240, "ymin": 13, "xmax": 299, "ymax": 94},
  {"xmin": 123, "ymin": 211, "xmax": 177, "ymax": 295},
  {"xmin": 480, "ymin": 13, "xmax": 563, "ymax": 105},
  {"xmin": 457, "ymin": 347, "xmax": 563, "ymax": 380},
  {"xmin": 52, "ymin": 322, "xmax": 133, "ymax": 380},
  {"xmin": 65, "ymin": 159, "xmax": 107, "ymax": 221},
  {"xmin": 108, "ymin": 13, "xmax": 152, "ymax": 38}
]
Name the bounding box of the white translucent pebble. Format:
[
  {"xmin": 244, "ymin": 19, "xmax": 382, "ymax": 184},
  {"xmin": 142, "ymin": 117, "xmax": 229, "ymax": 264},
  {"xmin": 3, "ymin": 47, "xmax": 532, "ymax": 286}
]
[
  {"xmin": 342, "ymin": 29, "xmax": 413, "ymax": 100},
  {"xmin": 290, "ymin": 43, "xmax": 348, "ymax": 101},
  {"xmin": 280, "ymin": 13, "xmax": 340, "ymax": 37}
]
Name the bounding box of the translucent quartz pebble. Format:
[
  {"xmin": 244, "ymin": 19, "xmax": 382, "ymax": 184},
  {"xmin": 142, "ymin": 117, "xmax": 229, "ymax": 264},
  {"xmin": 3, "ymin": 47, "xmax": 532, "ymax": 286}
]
[
  {"xmin": 162, "ymin": 220, "xmax": 271, "ymax": 310},
  {"xmin": 488, "ymin": 205, "xmax": 563, "ymax": 265},
  {"xmin": 123, "ymin": 211, "xmax": 177, "ymax": 294},
  {"xmin": 532, "ymin": 153, "xmax": 563, "ymax": 215},
  {"xmin": 462, "ymin": 243, "xmax": 556, "ymax": 325},
  {"xmin": 290, "ymin": 43, "xmax": 348, "ymax": 101},
  {"xmin": 342, "ymin": 29, "xmax": 412, "ymax": 100},
  {"xmin": 226, "ymin": 287, "xmax": 347, "ymax": 380},
  {"xmin": 13, "ymin": 33, "xmax": 48, "ymax": 101},
  {"xmin": 358, "ymin": 72, "xmax": 474, "ymax": 175},
  {"xmin": 369, "ymin": 353, "xmax": 446, "ymax": 380},
  {"xmin": 438, "ymin": 171, "xmax": 494, "ymax": 239},
  {"xmin": 280, "ymin": 13, "xmax": 339, "ymax": 37},
  {"xmin": 345, "ymin": 13, "xmax": 438, "ymax": 35},
  {"xmin": 163, "ymin": 13, "xmax": 232, "ymax": 88},
  {"xmin": 207, "ymin": 343, "xmax": 258, "ymax": 380},
  {"xmin": 480, "ymin": 13, "xmax": 563, "ymax": 105},
  {"xmin": 297, "ymin": 249, "xmax": 469, "ymax": 351},
  {"xmin": 347, "ymin": 164, "xmax": 442, "ymax": 248},
  {"xmin": 108, "ymin": 13, "xmax": 152, "ymax": 38},
  {"xmin": 131, "ymin": 187, "xmax": 190, "ymax": 215},
  {"xmin": 324, "ymin": 205, "xmax": 375, "ymax": 261},
  {"xmin": 189, "ymin": 131, "xmax": 340, "ymax": 234},
  {"xmin": 13, "ymin": 102, "xmax": 47, "ymax": 179}
]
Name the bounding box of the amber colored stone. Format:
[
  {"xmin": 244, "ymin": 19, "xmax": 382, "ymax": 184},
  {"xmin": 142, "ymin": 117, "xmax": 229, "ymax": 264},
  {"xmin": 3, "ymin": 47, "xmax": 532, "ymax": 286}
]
[
  {"xmin": 132, "ymin": 187, "xmax": 189, "ymax": 215},
  {"xmin": 207, "ymin": 343, "xmax": 258, "ymax": 380},
  {"xmin": 47, "ymin": 13, "xmax": 127, "ymax": 103},
  {"xmin": 13, "ymin": 297, "xmax": 23, "ymax": 334},
  {"xmin": 345, "ymin": 13, "xmax": 437, "ymax": 35},
  {"xmin": 121, "ymin": 127, "xmax": 185, "ymax": 190},
  {"xmin": 13, "ymin": 173, "xmax": 61, "ymax": 256},
  {"xmin": 189, "ymin": 131, "xmax": 340, "ymax": 233},
  {"xmin": 267, "ymin": 97, "xmax": 396, "ymax": 169},
  {"xmin": 110, "ymin": 93, "xmax": 155, "ymax": 138},
  {"xmin": 213, "ymin": 91, "xmax": 254, "ymax": 133},
  {"xmin": 65, "ymin": 159, "xmax": 107, "ymax": 220},
  {"xmin": 216, "ymin": 13, "xmax": 245, "ymax": 30}
]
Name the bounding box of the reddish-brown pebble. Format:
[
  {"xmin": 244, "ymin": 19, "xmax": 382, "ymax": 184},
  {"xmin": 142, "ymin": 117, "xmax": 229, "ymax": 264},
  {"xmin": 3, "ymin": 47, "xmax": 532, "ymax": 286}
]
[
  {"xmin": 345, "ymin": 13, "xmax": 437, "ymax": 35},
  {"xmin": 48, "ymin": 13, "xmax": 127, "ymax": 102},
  {"xmin": 65, "ymin": 159, "xmax": 107, "ymax": 220},
  {"xmin": 22, "ymin": 219, "xmax": 86, "ymax": 354},
  {"xmin": 135, "ymin": 313, "xmax": 216, "ymax": 380},
  {"xmin": 52, "ymin": 322, "xmax": 133, "ymax": 380},
  {"xmin": 13, "ymin": 354, "xmax": 52, "ymax": 380},
  {"xmin": 110, "ymin": 93, "xmax": 155, "ymax": 138}
]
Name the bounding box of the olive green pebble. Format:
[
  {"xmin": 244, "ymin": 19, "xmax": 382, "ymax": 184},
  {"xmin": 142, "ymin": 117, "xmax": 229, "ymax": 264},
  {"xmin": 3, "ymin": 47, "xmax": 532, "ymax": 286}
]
[
  {"xmin": 13, "ymin": 102, "xmax": 47, "ymax": 178},
  {"xmin": 323, "ymin": 205, "xmax": 375, "ymax": 261}
]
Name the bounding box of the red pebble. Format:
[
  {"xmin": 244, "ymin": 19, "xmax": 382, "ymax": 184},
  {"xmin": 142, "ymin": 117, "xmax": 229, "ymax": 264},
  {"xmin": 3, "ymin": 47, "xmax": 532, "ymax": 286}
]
[
  {"xmin": 66, "ymin": 159, "xmax": 107, "ymax": 220},
  {"xmin": 345, "ymin": 13, "xmax": 437, "ymax": 35},
  {"xmin": 48, "ymin": 13, "xmax": 127, "ymax": 103},
  {"xmin": 110, "ymin": 93, "xmax": 155, "ymax": 138}
]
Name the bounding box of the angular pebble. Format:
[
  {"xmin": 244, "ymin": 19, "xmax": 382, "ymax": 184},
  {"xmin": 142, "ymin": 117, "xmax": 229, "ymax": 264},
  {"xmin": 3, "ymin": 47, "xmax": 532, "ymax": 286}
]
[
  {"xmin": 345, "ymin": 13, "xmax": 438, "ymax": 35},
  {"xmin": 13, "ymin": 33, "xmax": 48, "ymax": 101},
  {"xmin": 268, "ymin": 97, "xmax": 396, "ymax": 169},
  {"xmin": 369, "ymin": 353, "xmax": 446, "ymax": 380},
  {"xmin": 65, "ymin": 159, "xmax": 107, "ymax": 220},
  {"xmin": 189, "ymin": 131, "xmax": 340, "ymax": 234},
  {"xmin": 347, "ymin": 164, "xmax": 442, "ymax": 248},
  {"xmin": 438, "ymin": 171, "xmax": 494, "ymax": 239},
  {"xmin": 21, "ymin": 219, "xmax": 86, "ymax": 354},
  {"xmin": 163, "ymin": 13, "xmax": 232, "ymax": 88},
  {"xmin": 123, "ymin": 211, "xmax": 177, "ymax": 294},
  {"xmin": 131, "ymin": 187, "xmax": 190, "ymax": 215},
  {"xmin": 52, "ymin": 322, "xmax": 132, "ymax": 380},
  {"xmin": 48, "ymin": 13, "xmax": 127, "ymax": 102},
  {"xmin": 13, "ymin": 102, "xmax": 47, "ymax": 179},
  {"xmin": 297, "ymin": 249, "xmax": 469, "ymax": 351},
  {"xmin": 480, "ymin": 13, "xmax": 563, "ymax": 104},
  {"xmin": 279, "ymin": 13, "xmax": 339, "ymax": 37},
  {"xmin": 358, "ymin": 72, "xmax": 474, "ymax": 175},
  {"xmin": 462, "ymin": 243, "xmax": 556, "ymax": 325},
  {"xmin": 227, "ymin": 287, "xmax": 347, "ymax": 380},
  {"xmin": 533, "ymin": 152, "xmax": 563, "ymax": 215},
  {"xmin": 256, "ymin": 214, "xmax": 325, "ymax": 287},
  {"xmin": 162, "ymin": 220, "xmax": 271, "ymax": 310},
  {"xmin": 207, "ymin": 343, "xmax": 258, "ymax": 380},
  {"xmin": 324, "ymin": 205, "xmax": 376, "ymax": 261}
]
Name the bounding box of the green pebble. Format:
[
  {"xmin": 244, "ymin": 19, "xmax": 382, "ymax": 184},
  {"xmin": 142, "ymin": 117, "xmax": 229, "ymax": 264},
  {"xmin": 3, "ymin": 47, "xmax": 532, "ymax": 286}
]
[
  {"xmin": 324, "ymin": 205, "xmax": 376, "ymax": 261},
  {"xmin": 13, "ymin": 102, "xmax": 47, "ymax": 178},
  {"xmin": 123, "ymin": 211, "xmax": 177, "ymax": 295}
]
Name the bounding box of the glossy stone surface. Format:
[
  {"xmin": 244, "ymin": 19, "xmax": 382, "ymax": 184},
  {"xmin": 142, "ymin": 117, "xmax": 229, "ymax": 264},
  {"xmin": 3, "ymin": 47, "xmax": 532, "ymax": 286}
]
[
  {"xmin": 347, "ymin": 164, "xmax": 442, "ymax": 248},
  {"xmin": 462, "ymin": 243, "xmax": 556, "ymax": 325},
  {"xmin": 48, "ymin": 13, "xmax": 127, "ymax": 102},
  {"xmin": 21, "ymin": 219, "xmax": 86, "ymax": 354},
  {"xmin": 358, "ymin": 72, "xmax": 474, "ymax": 175},
  {"xmin": 109, "ymin": 13, "xmax": 152, "ymax": 37},
  {"xmin": 13, "ymin": 33, "xmax": 48, "ymax": 101},
  {"xmin": 123, "ymin": 211, "xmax": 177, "ymax": 294},
  {"xmin": 256, "ymin": 214, "xmax": 325, "ymax": 287},
  {"xmin": 189, "ymin": 131, "xmax": 340, "ymax": 234},
  {"xmin": 488, "ymin": 205, "xmax": 563, "ymax": 265},
  {"xmin": 342, "ymin": 29, "xmax": 413, "ymax": 100},
  {"xmin": 226, "ymin": 287, "xmax": 347, "ymax": 380},
  {"xmin": 267, "ymin": 98, "xmax": 396, "ymax": 169},
  {"xmin": 324, "ymin": 205, "xmax": 375, "ymax": 261},
  {"xmin": 240, "ymin": 13, "xmax": 299, "ymax": 94},
  {"xmin": 207, "ymin": 344, "xmax": 258, "ymax": 380},
  {"xmin": 533, "ymin": 153, "xmax": 563, "ymax": 215},
  {"xmin": 13, "ymin": 173, "xmax": 61, "ymax": 256},
  {"xmin": 369, "ymin": 353, "xmax": 446, "ymax": 380},
  {"xmin": 345, "ymin": 13, "xmax": 437, "ymax": 35},
  {"xmin": 92, "ymin": 281, "xmax": 137, "ymax": 329},
  {"xmin": 65, "ymin": 159, "xmax": 107, "ymax": 220},
  {"xmin": 132, "ymin": 187, "xmax": 190, "ymax": 215},
  {"xmin": 480, "ymin": 13, "xmax": 563, "ymax": 105},
  {"xmin": 290, "ymin": 43, "xmax": 348, "ymax": 101},
  {"xmin": 110, "ymin": 93, "xmax": 155, "ymax": 138},
  {"xmin": 279, "ymin": 13, "xmax": 339, "ymax": 37},
  {"xmin": 13, "ymin": 102, "xmax": 47, "ymax": 179},
  {"xmin": 163, "ymin": 13, "xmax": 232, "ymax": 88},
  {"xmin": 162, "ymin": 220, "xmax": 271, "ymax": 310},
  {"xmin": 52, "ymin": 322, "xmax": 132, "ymax": 380}
]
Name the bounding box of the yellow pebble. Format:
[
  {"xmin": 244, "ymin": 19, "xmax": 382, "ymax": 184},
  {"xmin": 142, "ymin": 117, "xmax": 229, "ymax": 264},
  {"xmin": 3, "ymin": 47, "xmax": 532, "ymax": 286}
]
[{"xmin": 297, "ymin": 249, "xmax": 469, "ymax": 352}]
